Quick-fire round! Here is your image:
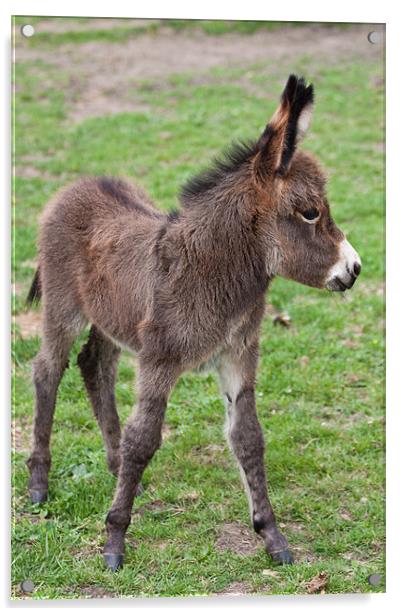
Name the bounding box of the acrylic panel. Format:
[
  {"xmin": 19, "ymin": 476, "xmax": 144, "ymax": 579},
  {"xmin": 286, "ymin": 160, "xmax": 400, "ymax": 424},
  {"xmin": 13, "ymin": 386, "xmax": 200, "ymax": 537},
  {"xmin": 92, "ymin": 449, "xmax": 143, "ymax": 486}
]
[{"xmin": 12, "ymin": 17, "xmax": 385, "ymax": 599}]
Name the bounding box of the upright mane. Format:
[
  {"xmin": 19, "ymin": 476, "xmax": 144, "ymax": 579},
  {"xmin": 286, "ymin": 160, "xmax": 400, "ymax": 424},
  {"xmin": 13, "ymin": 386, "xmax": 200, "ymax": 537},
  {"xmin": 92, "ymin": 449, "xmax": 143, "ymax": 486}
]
[{"xmin": 179, "ymin": 139, "xmax": 258, "ymax": 203}]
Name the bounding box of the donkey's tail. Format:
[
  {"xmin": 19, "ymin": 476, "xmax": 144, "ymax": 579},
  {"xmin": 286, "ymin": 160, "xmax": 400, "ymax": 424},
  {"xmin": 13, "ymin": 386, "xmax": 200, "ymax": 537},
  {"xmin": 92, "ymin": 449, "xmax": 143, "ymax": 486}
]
[{"xmin": 26, "ymin": 268, "xmax": 42, "ymax": 306}]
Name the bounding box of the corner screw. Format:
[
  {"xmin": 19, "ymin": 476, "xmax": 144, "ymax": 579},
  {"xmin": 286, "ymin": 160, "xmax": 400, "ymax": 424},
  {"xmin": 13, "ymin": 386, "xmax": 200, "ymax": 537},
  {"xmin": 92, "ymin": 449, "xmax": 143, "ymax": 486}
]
[{"xmin": 20, "ymin": 579, "xmax": 35, "ymax": 593}]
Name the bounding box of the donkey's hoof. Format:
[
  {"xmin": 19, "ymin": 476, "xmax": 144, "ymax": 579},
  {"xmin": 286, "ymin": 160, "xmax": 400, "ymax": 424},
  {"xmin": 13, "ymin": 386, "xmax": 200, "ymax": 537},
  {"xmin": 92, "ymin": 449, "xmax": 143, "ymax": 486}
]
[
  {"xmin": 270, "ymin": 549, "xmax": 293, "ymax": 565},
  {"xmin": 104, "ymin": 553, "xmax": 124, "ymax": 572},
  {"xmin": 29, "ymin": 489, "xmax": 48, "ymax": 505}
]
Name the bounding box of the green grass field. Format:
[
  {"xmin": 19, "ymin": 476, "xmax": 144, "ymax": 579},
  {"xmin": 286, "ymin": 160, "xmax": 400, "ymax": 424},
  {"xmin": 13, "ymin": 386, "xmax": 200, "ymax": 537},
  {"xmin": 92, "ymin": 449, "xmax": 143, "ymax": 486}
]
[{"xmin": 12, "ymin": 18, "xmax": 385, "ymax": 599}]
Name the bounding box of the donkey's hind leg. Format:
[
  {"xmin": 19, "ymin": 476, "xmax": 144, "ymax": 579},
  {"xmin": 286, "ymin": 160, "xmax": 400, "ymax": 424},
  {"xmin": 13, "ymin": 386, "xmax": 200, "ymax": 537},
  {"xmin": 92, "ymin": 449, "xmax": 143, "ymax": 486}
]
[
  {"xmin": 77, "ymin": 326, "xmax": 122, "ymax": 476},
  {"xmin": 26, "ymin": 312, "xmax": 81, "ymax": 504}
]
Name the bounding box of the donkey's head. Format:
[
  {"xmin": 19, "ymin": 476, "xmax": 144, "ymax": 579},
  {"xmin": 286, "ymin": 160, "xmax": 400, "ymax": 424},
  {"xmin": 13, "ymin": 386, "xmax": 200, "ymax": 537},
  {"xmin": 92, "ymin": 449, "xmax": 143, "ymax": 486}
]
[{"xmin": 253, "ymin": 75, "xmax": 361, "ymax": 291}]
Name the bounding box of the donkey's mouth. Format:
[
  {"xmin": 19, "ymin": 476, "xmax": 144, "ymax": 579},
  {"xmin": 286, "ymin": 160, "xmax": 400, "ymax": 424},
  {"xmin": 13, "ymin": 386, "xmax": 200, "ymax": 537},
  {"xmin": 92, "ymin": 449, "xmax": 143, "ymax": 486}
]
[{"xmin": 326, "ymin": 275, "xmax": 357, "ymax": 292}]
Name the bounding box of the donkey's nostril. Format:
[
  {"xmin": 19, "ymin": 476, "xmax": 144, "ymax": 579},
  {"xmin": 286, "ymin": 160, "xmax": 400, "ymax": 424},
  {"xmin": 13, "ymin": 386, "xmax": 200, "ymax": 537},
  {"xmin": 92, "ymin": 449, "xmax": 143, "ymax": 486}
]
[{"xmin": 353, "ymin": 262, "xmax": 361, "ymax": 277}]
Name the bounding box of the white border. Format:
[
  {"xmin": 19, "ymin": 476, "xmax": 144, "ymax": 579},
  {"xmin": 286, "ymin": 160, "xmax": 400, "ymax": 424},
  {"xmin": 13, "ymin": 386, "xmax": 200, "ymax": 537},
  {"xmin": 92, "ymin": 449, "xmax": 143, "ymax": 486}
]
[
  {"xmin": 2, "ymin": 1, "xmax": 400, "ymax": 613},
  {"xmin": 1, "ymin": 0, "xmax": 391, "ymax": 22}
]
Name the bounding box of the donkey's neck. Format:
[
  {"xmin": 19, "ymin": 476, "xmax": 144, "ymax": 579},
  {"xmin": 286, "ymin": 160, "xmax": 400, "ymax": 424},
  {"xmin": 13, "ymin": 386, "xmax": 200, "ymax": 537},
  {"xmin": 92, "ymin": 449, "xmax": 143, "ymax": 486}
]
[{"xmin": 170, "ymin": 190, "xmax": 274, "ymax": 321}]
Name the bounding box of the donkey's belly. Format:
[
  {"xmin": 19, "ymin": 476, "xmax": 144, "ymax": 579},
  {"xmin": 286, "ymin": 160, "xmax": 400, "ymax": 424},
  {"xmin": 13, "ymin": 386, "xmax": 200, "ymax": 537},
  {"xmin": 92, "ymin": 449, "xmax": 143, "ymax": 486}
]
[
  {"xmin": 102, "ymin": 330, "xmax": 142, "ymax": 354},
  {"xmin": 191, "ymin": 319, "xmax": 250, "ymax": 375},
  {"xmin": 193, "ymin": 351, "xmax": 223, "ymax": 375}
]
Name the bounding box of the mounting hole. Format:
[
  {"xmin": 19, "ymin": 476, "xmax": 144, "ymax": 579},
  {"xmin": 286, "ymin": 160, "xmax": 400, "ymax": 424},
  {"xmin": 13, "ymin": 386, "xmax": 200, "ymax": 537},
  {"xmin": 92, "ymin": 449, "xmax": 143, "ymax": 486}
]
[
  {"xmin": 368, "ymin": 573, "xmax": 382, "ymax": 587},
  {"xmin": 367, "ymin": 31, "xmax": 380, "ymax": 44},
  {"xmin": 21, "ymin": 24, "xmax": 35, "ymax": 38},
  {"xmin": 20, "ymin": 579, "xmax": 35, "ymax": 593}
]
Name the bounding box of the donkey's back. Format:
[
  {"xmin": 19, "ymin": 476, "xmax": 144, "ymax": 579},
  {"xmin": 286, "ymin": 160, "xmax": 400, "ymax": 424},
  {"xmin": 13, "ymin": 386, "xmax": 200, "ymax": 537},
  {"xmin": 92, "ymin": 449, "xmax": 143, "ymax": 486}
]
[{"xmin": 36, "ymin": 176, "xmax": 165, "ymax": 347}]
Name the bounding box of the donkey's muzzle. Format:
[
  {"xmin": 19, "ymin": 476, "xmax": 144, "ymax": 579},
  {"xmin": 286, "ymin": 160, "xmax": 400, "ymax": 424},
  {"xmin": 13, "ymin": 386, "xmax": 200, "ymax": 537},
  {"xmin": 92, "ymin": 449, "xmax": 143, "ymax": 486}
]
[
  {"xmin": 326, "ymin": 266, "xmax": 361, "ymax": 292},
  {"xmin": 325, "ymin": 238, "xmax": 361, "ymax": 292}
]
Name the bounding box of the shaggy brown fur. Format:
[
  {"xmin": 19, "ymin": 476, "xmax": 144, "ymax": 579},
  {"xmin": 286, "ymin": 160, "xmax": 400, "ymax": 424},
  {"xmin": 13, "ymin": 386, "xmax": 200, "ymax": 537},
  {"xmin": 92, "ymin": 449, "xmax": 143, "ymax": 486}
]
[{"xmin": 26, "ymin": 75, "xmax": 361, "ymax": 570}]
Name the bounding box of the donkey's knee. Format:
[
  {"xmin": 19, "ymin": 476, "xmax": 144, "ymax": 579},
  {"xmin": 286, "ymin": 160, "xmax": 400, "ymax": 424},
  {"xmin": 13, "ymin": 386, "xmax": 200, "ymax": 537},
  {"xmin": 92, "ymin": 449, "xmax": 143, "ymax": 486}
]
[
  {"xmin": 121, "ymin": 396, "xmax": 166, "ymax": 464},
  {"xmin": 228, "ymin": 390, "xmax": 265, "ymax": 458},
  {"xmin": 29, "ymin": 351, "xmax": 68, "ymax": 462},
  {"xmin": 33, "ymin": 349, "xmax": 68, "ymax": 390}
]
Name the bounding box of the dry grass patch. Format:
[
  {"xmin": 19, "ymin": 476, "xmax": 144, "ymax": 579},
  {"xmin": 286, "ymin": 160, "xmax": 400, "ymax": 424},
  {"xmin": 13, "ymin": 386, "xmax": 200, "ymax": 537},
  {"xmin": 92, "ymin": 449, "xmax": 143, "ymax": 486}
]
[{"xmin": 215, "ymin": 521, "xmax": 261, "ymax": 556}]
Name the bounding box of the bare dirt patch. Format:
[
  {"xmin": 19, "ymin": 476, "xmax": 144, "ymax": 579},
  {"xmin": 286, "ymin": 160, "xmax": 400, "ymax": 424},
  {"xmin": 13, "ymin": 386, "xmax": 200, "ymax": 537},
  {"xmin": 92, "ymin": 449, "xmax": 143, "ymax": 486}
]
[
  {"xmin": 70, "ymin": 541, "xmax": 101, "ymax": 561},
  {"xmin": 12, "ymin": 281, "xmax": 25, "ymax": 296},
  {"xmin": 316, "ymin": 409, "xmax": 370, "ymax": 430},
  {"xmin": 190, "ymin": 443, "xmax": 229, "ymax": 466},
  {"xmin": 77, "ymin": 585, "xmax": 115, "ymax": 599},
  {"xmin": 357, "ymin": 280, "xmax": 385, "ymax": 298},
  {"xmin": 161, "ymin": 422, "xmax": 174, "ymax": 441},
  {"xmin": 339, "ymin": 508, "xmax": 354, "ymax": 522},
  {"xmin": 12, "ymin": 416, "xmax": 32, "ymax": 453},
  {"xmin": 215, "ymin": 521, "xmax": 261, "ymax": 555},
  {"xmin": 291, "ymin": 546, "xmax": 317, "ymax": 564},
  {"xmin": 14, "ymin": 510, "xmax": 42, "ymax": 526},
  {"xmin": 154, "ymin": 540, "xmax": 169, "ymax": 551},
  {"xmin": 21, "ymin": 259, "xmax": 39, "ymax": 270},
  {"xmin": 279, "ymin": 520, "xmax": 305, "ymax": 535},
  {"xmin": 135, "ymin": 499, "xmax": 166, "ymax": 515},
  {"xmin": 15, "ymin": 23, "xmax": 384, "ymax": 123},
  {"xmin": 14, "ymin": 310, "xmax": 42, "ymax": 338},
  {"xmin": 134, "ymin": 499, "xmax": 185, "ymax": 518},
  {"xmin": 302, "ymin": 571, "xmax": 329, "ymax": 594},
  {"xmin": 32, "ymin": 18, "xmax": 159, "ymax": 35},
  {"xmin": 14, "ymin": 165, "xmax": 61, "ymax": 182},
  {"xmin": 342, "ymin": 323, "xmax": 365, "ymax": 349},
  {"xmin": 215, "ymin": 580, "xmax": 253, "ymax": 596},
  {"xmin": 341, "ymin": 551, "xmax": 371, "ymax": 566}
]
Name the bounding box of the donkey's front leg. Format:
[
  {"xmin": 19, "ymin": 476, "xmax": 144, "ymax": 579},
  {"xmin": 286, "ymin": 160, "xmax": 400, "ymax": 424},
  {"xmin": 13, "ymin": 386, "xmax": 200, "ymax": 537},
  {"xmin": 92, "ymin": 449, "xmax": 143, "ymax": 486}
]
[
  {"xmin": 218, "ymin": 348, "xmax": 293, "ymax": 565},
  {"xmin": 103, "ymin": 358, "xmax": 179, "ymax": 571}
]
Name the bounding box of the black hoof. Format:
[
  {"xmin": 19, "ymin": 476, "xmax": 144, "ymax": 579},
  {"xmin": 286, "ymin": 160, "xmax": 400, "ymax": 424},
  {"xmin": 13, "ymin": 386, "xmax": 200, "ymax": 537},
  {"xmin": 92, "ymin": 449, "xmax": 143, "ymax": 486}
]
[
  {"xmin": 270, "ymin": 549, "xmax": 293, "ymax": 565},
  {"xmin": 29, "ymin": 489, "xmax": 48, "ymax": 505},
  {"xmin": 104, "ymin": 553, "xmax": 124, "ymax": 572}
]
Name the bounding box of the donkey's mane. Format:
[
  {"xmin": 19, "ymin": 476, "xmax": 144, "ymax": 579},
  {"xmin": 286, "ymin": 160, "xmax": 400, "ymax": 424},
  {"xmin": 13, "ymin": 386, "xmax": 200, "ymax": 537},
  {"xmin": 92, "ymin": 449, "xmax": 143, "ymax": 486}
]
[{"xmin": 180, "ymin": 139, "xmax": 259, "ymax": 203}]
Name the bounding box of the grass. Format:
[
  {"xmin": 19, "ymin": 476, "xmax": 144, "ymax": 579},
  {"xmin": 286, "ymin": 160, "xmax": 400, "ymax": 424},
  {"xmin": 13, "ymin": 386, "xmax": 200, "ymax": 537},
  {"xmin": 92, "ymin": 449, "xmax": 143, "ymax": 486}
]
[{"xmin": 12, "ymin": 18, "xmax": 385, "ymax": 599}]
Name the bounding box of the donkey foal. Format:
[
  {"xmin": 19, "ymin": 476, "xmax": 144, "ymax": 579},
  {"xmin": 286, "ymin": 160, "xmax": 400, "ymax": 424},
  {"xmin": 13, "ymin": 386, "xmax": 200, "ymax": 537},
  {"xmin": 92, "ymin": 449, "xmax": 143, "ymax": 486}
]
[{"xmin": 26, "ymin": 75, "xmax": 361, "ymax": 571}]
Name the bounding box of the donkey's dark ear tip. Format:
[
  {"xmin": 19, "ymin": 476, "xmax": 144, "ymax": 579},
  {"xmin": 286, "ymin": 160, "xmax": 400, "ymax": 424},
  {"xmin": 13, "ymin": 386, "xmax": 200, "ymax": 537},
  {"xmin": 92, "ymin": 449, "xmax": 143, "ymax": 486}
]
[
  {"xmin": 305, "ymin": 83, "xmax": 314, "ymax": 103},
  {"xmin": 284, "ymin": 75, "xmax": 314, "ymax": 107},
  {"xmin": 282, "ymin": 74, "xmax": 313, "ymax": 104},
  {"xmin": 286, "ymin": 73, "xmax": 299, "ymax": 85},
  {"xmin": 270, "ymin": 549, "xmax": 294, "ymax": 565},
  {"xmin": 282, "ymin": 74, "xmax": 298, "ymax": 101},
  {"xmin": 29, "ymin": 489, "xmax": 48, "ymax": 505},
  {"xmin": 104, "ymin": 553, "xmax": 124, "ymax": 572}
]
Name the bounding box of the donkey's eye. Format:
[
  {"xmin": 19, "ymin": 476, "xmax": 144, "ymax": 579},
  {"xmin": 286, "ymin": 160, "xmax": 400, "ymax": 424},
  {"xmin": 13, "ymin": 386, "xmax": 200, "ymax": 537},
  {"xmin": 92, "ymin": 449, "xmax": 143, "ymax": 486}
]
[{"xmin": 298, "ymin": 208, "xmax": 320, "ymax": 223}]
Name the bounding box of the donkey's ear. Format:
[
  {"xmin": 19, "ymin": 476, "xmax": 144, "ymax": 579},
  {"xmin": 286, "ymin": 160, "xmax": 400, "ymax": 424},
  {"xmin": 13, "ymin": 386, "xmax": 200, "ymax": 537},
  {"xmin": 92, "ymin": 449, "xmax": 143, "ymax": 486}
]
[{"xmin": 255, "ymin": 75, "xmax": 314, "ymax": 179}]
